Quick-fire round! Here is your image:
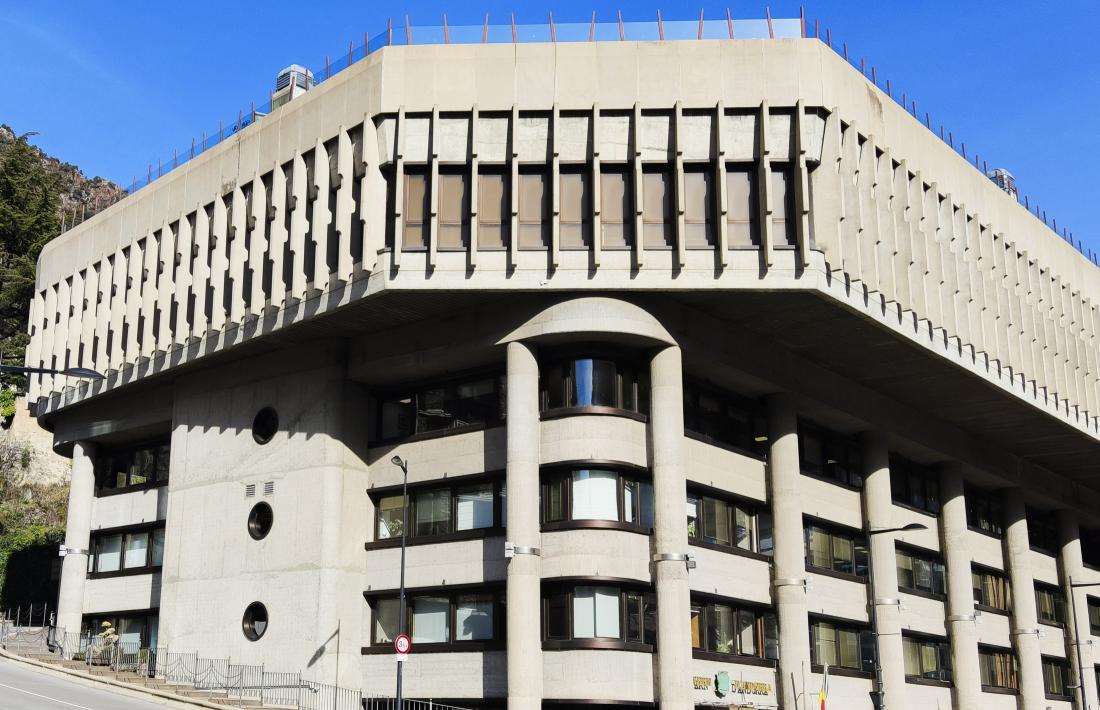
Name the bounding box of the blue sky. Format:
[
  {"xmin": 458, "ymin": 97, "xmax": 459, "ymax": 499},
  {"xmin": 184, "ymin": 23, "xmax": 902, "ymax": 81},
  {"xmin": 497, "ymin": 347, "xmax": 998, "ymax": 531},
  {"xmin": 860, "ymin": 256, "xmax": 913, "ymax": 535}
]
[{"xmin": 4, "ymin": 1, "xmax": 1098, "ymax": 252}]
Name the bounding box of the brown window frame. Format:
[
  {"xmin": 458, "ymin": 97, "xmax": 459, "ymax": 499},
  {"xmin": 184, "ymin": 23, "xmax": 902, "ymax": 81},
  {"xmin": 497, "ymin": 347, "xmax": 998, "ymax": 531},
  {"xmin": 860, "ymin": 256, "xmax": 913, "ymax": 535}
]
[{"xmin": 541, "ymin": 581, "xmax": 656, "ymax": 651}]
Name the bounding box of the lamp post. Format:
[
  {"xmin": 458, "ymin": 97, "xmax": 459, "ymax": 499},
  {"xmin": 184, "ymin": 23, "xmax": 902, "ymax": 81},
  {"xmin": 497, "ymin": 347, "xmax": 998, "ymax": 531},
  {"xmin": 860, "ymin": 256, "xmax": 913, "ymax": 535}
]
[
  {"xmin": 390, "ymin": 455, "xmax": 410, "ymax": 710},
  {"xmin": 866, "ymin": 522, "xmax": 928, "ymax": 710},
  {"xmin": 1069, "ymin": 577, "xmax": 1100, "ymax": 710},
  {"xmin": 0, "ymin": 364, "xmax": 104, "ymax": 379}
]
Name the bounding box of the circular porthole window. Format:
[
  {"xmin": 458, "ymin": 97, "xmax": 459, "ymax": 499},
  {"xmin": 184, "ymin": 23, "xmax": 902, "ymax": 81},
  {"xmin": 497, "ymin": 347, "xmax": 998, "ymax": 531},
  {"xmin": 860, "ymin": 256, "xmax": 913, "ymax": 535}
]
[
  {"xmin": 242, "ymin": 602, "xmax": 268, "ymax": 641},
  {"xmin": 247, "ymin": 502, "xmax": 274, "ymax": 540},
  {"xmin": 252, "ymin": 407, "xmax": 278, "ymax": 445}
]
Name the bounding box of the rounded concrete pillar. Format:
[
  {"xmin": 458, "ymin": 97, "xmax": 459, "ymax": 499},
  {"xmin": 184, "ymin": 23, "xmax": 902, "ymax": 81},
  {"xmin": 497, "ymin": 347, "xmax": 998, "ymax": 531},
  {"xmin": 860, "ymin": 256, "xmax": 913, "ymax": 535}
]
[
  {"xmin": 505, "ymin": 341, "xmax": 542, "ymax": 710},
  {"xmin": 765, "ymin": 393, "xmax": 810, "ymax": 710},
  {"xmin": 1059, "ymin": 509, "xmax": 1100, "ymax": 710},
  {"xmin": 938, "ymin": 465, "xmax": 982, "ymax": 708},
  {"xmin": 1002, "ymin": 487, "xmax": 1045, "ymax": 709},
  {"xmin": 860, "ymin": 432, "xmax": 906, "ymax": 710},
  {"xmin": 649, "ymin": 346, "xmax": 693, "ymax": 710},
  {"xmin": 57, "ymin": 440, "xmax": 95, "ymax": 634}
]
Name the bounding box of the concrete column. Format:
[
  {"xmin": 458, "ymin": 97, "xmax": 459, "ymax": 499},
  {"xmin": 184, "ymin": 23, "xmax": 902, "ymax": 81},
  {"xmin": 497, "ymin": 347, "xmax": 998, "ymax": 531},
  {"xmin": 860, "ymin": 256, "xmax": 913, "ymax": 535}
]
[
  {"xmin": 1002, "ymin": 487, "xmax": 1045, "ymax": 709},
  {"xmin": 765, "ymin": 393, "xmax": 811, "ymax": 709},
  {"xmin": 860, "ymin": 432, "xmax": 906, "ymax": 710},
  {"xmin": 649, "ymin": 346, "xmax": 693, "ymax": 710},
  {"xmin": 505, "ymin": 341, "xmax": 541, "ymax": 710},
  {"xmin": 57, "ymin": 441, "xmax": 95, "ymax": 634},
  {"xmin": 938, "ymin": 465, "xmax": 982, "ymax": 708},
  {"xmin": 1059, "ymin": 509, "xmax": 1099, "ymax": 710}
]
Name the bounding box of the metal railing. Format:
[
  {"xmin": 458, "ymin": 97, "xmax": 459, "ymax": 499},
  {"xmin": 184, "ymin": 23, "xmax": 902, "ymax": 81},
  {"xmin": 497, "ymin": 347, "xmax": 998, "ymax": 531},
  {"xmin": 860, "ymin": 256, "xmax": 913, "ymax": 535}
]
[
  {"xmin": 1, "ymin": 614, "xmax": 470, "ymax": 710},
  {"xmin": 117, "ymin": 11, "xmax": 800, "ymax": 197},
  {"xmin": 99, "ymin": 8, "xmax": 1095, "ymax": 274}
]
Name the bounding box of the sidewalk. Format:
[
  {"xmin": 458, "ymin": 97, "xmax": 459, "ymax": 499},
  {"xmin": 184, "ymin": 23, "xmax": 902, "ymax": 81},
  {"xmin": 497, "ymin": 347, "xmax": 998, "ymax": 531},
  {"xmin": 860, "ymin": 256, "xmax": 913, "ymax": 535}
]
[{"xmin": 1, "ymin": 628, "xmax": 289, "ymax": 710}]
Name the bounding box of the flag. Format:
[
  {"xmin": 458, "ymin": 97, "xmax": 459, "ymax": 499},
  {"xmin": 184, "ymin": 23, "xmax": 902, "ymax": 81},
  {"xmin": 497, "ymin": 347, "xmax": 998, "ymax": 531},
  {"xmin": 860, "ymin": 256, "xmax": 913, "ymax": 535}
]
[{"xmin": 818, "ymin": 664, "xmax": 829, "ymax": 710}]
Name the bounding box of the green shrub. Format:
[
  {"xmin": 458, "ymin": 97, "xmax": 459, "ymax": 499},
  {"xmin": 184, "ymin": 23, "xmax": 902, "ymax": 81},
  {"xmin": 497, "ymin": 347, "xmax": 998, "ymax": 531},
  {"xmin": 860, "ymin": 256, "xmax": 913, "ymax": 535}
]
[{"xmin": 0, "ymin": 389, "xmax": 15, "ymax": 419}]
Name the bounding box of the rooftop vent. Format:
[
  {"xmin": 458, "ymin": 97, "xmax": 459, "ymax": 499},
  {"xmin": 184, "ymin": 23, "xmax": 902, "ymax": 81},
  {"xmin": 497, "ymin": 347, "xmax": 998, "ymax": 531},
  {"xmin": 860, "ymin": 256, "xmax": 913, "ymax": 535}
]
[
  {"xmin": 987, "ymin": 167, "xmax": 1018, "ymax": 200},
  {"xmin": 272, "ymin": 65, "xmax": 314, "ymax": 110}
]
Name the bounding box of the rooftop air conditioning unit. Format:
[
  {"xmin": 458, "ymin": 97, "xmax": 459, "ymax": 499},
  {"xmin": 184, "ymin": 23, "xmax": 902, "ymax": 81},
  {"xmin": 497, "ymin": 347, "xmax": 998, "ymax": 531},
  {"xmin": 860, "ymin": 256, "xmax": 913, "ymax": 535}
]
[{"xmin": 271, "ymin": 64, "xmax": 314, "ymax": 111}]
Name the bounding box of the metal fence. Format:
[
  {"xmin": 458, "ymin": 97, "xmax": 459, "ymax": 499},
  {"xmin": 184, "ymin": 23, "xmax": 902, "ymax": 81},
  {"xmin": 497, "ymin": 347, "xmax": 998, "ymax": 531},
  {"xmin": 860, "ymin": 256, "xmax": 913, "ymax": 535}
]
[
  {"xmin": 2, "ymin": 616, "xmax": 470, "ymax": 710},
  {"xmin": 2, "ymin": 620, "xmax": 366, "ymax": 710}
]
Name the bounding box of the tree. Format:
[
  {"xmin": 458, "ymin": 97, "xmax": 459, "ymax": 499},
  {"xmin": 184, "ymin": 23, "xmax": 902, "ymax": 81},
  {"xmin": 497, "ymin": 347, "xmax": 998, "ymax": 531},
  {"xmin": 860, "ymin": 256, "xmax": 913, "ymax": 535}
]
[{"xmin": 0, "ymin": 129, "xmax": 61, "ymax": 389}]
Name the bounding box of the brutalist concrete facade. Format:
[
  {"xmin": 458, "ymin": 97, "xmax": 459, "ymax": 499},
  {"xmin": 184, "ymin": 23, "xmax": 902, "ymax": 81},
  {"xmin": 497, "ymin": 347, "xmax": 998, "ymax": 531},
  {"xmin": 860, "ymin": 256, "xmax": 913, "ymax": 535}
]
[{"xmin": 27, "ymin": 32, "xmax": 1100, "ymax": 710}]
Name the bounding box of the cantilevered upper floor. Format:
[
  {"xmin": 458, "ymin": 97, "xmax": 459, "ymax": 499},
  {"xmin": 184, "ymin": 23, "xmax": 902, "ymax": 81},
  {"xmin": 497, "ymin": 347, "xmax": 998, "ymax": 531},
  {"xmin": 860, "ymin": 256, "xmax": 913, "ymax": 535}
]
[{"xmin": 25, "ymin": 32, "xmax": 1100, "ymax": 486}]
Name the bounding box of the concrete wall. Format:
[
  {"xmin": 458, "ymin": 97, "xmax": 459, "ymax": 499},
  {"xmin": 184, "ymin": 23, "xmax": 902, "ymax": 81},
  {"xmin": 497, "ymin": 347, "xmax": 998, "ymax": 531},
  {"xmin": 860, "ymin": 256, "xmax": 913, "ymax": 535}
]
[{"xmin": 157, "ymin": 343, "xmax": 368, "ymax": 684}]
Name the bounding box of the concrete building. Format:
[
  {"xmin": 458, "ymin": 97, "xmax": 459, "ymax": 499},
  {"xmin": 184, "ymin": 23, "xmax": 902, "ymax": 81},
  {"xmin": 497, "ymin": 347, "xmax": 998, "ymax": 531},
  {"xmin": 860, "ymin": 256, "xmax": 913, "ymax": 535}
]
[{"xmin": 24, "ymin": 18, "xmax": 1100, "ymax": 710}]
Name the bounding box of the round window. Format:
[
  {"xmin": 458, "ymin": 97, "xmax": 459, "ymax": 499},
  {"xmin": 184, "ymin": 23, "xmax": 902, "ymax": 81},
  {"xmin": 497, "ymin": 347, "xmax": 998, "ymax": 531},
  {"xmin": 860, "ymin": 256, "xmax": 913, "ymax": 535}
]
[
  {"xmin": 247, "ymin": 502, "xmax": 274, "ymax": 540},
  {"xmin": 242, "ymin": 602, "xmax": 268, "ymax": 641},
  {"xmin": 252, "ymin": 407, "xmax": 278, "ymax": 445}
]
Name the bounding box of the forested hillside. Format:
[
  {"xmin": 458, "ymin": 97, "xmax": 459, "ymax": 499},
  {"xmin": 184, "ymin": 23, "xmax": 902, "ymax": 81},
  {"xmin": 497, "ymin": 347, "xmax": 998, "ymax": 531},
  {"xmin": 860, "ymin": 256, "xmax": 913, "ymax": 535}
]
[{"xmin": 0, "ymin": 125, "xmax": 124, "ymax": 607}]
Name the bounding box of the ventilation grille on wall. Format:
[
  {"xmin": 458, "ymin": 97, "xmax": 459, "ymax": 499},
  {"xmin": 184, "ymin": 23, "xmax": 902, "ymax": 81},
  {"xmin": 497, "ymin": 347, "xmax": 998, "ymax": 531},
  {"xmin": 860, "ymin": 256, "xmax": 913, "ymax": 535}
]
[
  {"xmin": 245, "ymin": 483, "xmax": 256, "ymax": 497},
  {"xmin": 263, "ymin": 481, "xmax": 275, "ymax": 496}
]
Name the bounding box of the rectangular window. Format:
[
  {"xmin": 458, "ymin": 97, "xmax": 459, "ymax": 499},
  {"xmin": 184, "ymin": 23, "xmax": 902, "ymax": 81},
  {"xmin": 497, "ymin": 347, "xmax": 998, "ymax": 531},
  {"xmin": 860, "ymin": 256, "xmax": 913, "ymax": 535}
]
[
  {"xmin": 559, "ymin": 167, "xmax": 592, "ymax": 249},
  {"xmin": 373, "ymin": 479, "xmax": 504, "ymax": 542},
  {"xmin": 805, "ymin": 523, "xmax": 868, "ymax": 578},
  {"xmin": 95, "ymin": 534, "xmax": 122, "ymax": 572},
  {"xmin": 377, "ymin": 495, "xmax": 404, "ymax": 539},
  {"xmin": 373, "ymin": 598, "xmax": 400, "ymax": 644},
  {"xmin": 770, "ymin": 165, "xmax": 796, "ymax": 246},
  {"xmin": 123, "ymin": 532, "xmax": 148, "ymax": 569},
  {"xmin": 683, "ymin": 381, "xmax": 765, "ymax": 455},
  {"xmin": 1043, "ymin": 657, "xmax": 1071, "ymax": 697},
  {"xmin": 438, "ymin": 170, "xmax": 470, "ymax": 249},
  {"xmin": 600, "ymin": 166, "xmax": 633, "ymax": 248},
  {"xmin": 90, "ymin": 524, "xmax": 164, "ymax": 574},
  {"xmin": 1026, "ymin": 508, "xmax": 1059, "ymax": 554},
  {"xmin": 726, "ymin": 165, "xmax": 757, "ymax": 247},
  {"xmin": 403, "ymin": 170, "xmax": 429, "ymax": 250},
  {"xmin": 1035, "ymin": 584, "xmax": 1066, "ymax": 625},
  {"xmin": 895, "ymin": 547, "xmax": 946, "ymax": 597},
  {"xmin": 455, "ymin": 484, "xmax": 494, "ymax": 531},
  {"xmin": 414, "ymin": 489, "xmax": 452, "ymax": 537},
  {"xmin": 96, "ymin": 440, "xmax": 171, "ymax": 493},
  {"xmin": 890, "ymin": 456, "xmax": 940, "ymax": 514},
  {"xmin": 542, "ymin": 584, "xmax": 655, "ymax": 646},
  {"xmin": 902, "ymin": 635, "xmax": 952, "ymax": 683},
  {"xmin": 810, "ymin": 619, "xmax": 873, "ymax": 672},
  {"xmin": 150, "ymin": 528, "xmax": 165, "ymax": 567},
  {"xmin": 81, "ymin": 613, "xmax": 158, "ymax": 648},
  {"xmin": 687, "ymin": 491, "xmax": 771, "ymax": 556},
  {"xmin": 641, "ymin": 166, "xmax": 674, "ymax": 249},
  {"xmin": 799, "ymin": 421, "xmax": 862, "ymax": 488},
  {"xmin": 478, "ymin": 169, "xmax": 508, "ymax": 249},
  {"xmin": 541, "ymin": 468, "xmax": 653, "ymax": 530},
  {"xmin": 966, "ymin": 486, "xmax": 1004, "ymax": 536},
  {"xmin": 411, "ymin": 596, "xmax": 450, "ymax": 644},
  {"xmin": 972, "ymin": 566, "xmax": 1012, "ymax": 612},
  {"xmin": 573, "ymin": 585, "xmax": 620, "ymax": 639},
  {"xmin": 370, "ymin": 589, "xmax": 503, "ymax": 648},
  {"xmin": 455, "ymin": 594, "xmax": 494, "ymax": 641},
  {"xmin": 1089, "ymin": 597, "xmax": 1100, "ymax": 635},
  {"xmin": 518, "ymin": 168, "xmax": 549, "ymax": 249},
  {"xmin": 624, "ymin": 591, "xmax": 657, "ymax": 645},
  {"xmin": 979, "ymin": 647, "xmax": 1018, "ymax": 690},
  {"xmin": 376, "ymin": 372, "xmax": 506, "ymax": 442},
  {"xmin": 683, "ymin": 166, "xmax": 714, "ymax": 248}
]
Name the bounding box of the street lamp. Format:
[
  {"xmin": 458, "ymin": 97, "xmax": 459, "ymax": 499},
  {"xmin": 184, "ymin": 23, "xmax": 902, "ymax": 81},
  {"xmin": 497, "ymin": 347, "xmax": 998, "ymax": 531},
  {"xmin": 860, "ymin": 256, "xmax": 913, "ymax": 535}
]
[
  {"xmin": 866, "ymin": 522, "xmax": 928, "ymax": 710},
  {"xmin": 1069, "ymin": 577, "xmax": 1100, "ymax": 710},
  {"xmin": 390, "ymin": 455, "xmax": 409, "ymax": 710},
  {"xmin": 0, "ymin": 364, "xmax": 105, "ymax": 379}
]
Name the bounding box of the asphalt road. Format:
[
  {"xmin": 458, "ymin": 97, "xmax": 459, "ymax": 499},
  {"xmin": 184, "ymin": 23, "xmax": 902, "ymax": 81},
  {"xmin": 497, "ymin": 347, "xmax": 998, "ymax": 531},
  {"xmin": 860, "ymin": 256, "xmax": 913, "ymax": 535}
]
[{"xmin": 0, "ymin": 659, "xmax": 174, "ymax": 710}]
